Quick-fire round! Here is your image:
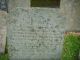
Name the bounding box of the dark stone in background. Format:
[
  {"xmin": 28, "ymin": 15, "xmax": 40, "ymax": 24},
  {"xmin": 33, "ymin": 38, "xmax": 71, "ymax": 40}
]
[
  {"xmin": 31, "ymin": 0, "xmax": 60, "ymax": 8},
  {"xmin": 0, "ymin": 0, "xmax": 8, "ymax": 12}
]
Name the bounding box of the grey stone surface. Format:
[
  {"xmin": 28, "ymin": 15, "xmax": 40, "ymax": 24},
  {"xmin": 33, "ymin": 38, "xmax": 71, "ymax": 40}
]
[
  {"xmin": 60, "ymin": 0, "xmax": 80, "ymax": 31},
  {"xmin": 8, "ymin": 0, "xmax": 30, "ymax": 12},
  {"xmin": 7, "ymin": 7, "xmax": 67, "ymax": 60},
  {"xmin": 0, "ymin": 11, "xmax": 7, "ymax": 53}
]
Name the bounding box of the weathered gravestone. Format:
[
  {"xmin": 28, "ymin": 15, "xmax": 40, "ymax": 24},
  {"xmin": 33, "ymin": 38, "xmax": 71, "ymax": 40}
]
[
  {"xmin": 0, "ymin": 11, "xmax": 7, "ymax": 54},
  {"xmin": 7, "ymin": 7, "xmax": 67, "ymax": 60}
]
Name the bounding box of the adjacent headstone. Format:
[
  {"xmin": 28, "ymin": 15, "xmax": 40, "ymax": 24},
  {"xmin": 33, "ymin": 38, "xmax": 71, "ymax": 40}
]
[
  {"xmin": 8, "ymin": 0, "xmax": 30, "ymax": 12},
  {"xmin": 60, "ymin": 0, "xmax": 80, "ymax": 31},
  {"xmin": 7, "ymin": 7, "xmax": 67, "ymax": 60},
  {"xmin": 0, "ymin": 0, "xmax": 8, "ymax": 12},
  {"xmin": 0, "ymin": 11, "xmax": 7, "ymax": 53}
]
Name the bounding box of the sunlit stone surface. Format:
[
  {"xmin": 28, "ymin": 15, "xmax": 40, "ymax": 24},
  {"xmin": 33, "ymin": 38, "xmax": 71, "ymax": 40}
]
[{"xmin": 7, "ymin": 7, "xmax": 67, "ymax": 60}]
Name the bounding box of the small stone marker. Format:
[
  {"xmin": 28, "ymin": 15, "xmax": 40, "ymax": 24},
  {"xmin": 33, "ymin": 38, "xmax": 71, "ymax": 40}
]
[{"xmin": 0, "ymin": 11, "xmax": 7, "ymax": 53}]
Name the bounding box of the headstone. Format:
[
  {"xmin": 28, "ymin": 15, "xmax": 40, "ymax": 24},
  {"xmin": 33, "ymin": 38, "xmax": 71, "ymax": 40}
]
[
  {"xmin": 0, "ymin": 11, "xmax": 7, "ymax": 53},
  {"xmin": 7, "ymin": 7, "xmax": 67, "ymax": 60},
  {"xmin": 60, "ymin": 0, "xmax": 80, "ymax": 31}
]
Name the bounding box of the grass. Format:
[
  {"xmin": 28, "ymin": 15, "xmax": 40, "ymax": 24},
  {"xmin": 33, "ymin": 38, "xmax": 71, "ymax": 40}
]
[
  {"xmin": 61, "ymin": 33, "xmax": 80, "ymax": 60},
  {"xmin": 0, "ymin": 54, "xmax": 8, "ymax": 60}
]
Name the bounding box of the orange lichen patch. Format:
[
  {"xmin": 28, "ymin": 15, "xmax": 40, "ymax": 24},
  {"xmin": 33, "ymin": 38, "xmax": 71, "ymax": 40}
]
[{"xmin": 65, "ymin": 32, "xmax": 80, "ymax": 36}]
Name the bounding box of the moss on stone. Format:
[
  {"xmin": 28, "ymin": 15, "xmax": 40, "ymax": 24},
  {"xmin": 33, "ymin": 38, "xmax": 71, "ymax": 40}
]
[{"xmin": 61, "ymin": 33, "xmax": 80, "ymax": 60}]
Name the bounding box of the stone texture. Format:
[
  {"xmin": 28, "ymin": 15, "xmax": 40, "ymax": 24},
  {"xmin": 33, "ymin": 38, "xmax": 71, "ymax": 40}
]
[
  {"xmin": 7, "ymin": 7, "xmax": 67, "ymax": 60},
  {"xmin": 6, "ymin": 0, "xmax": 80, "ymax": 59},
  {"xmin": 0, "ymin": 11, "xmax": 7, "ymax": 53},
  {"xmin": 8, "ymin": 0, "xmax": 30, "ymax": 12},
  {"xmin": 60, "ymin": 0, "xmax": 80, "ymax": 31}
]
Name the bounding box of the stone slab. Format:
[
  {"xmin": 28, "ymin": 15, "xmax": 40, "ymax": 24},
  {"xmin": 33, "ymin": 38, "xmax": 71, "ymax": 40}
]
[
  {"xmin": 0, "ymin": 11, "xmax": 7, "ymax": 53},
  {"xmin": 8, "ymin": 0, "xmax": 30, "ymax": 12},
  {"xmin": 7, "ymin": 7, "xmax": 67, "ymax": 60},
  {"xmin": 60, "ymin": 0, "xmax": 80, "ymax": 31}
]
